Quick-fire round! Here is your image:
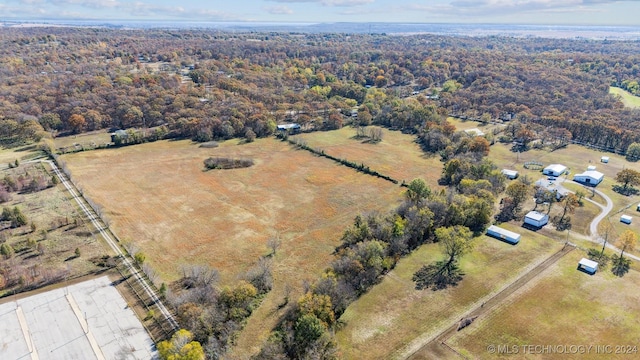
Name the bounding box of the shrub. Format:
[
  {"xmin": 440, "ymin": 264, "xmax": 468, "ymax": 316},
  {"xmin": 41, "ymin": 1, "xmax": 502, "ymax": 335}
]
[{"xmin": 204, "ymin": 157, "xmax": 254, "ymax": 170}]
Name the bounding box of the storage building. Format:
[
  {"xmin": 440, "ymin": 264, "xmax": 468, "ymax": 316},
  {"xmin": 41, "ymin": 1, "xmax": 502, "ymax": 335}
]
[
  {"xmin": 578, "ymin": 258, "xmax": 598, "ymax": 274},
  {"xmin": 501, "ymin": 169, "xmax": 519, "ymax": 180},
  {"xmin": 621, "ymin": 215, "xmax": 632, "ymax": 224},
  {"xmin": 524, "ymin": 211, "xmax": 549, "ymax": 228},
  {"xmin": 601, "ymin": 156, "xmax": 609, "ymax": 163},
  {"xmin": 486, "ymin": 225, "xmax": 521, "ymax": 244},
  {"xmin": 573, "ymin": 170, "xmax": 604, "ymax": 186},
  {"xmin": 543, "ymin": 164, "xmax": 567, "ymax": 177}
]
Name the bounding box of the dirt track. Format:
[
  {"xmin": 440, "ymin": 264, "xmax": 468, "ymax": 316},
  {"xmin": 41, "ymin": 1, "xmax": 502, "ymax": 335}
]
[{"xmin": 404, "ymin": 244, "xmax": 575, "ymax": 359}]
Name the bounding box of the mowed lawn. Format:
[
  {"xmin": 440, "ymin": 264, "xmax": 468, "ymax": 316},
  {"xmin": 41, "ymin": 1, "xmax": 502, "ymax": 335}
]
[
  {"xmin": 336, "ymin": 223, "xmax": 561, "ymax": 360},
  {"xmin": 448, "ymin": 250, "xmax": 640, "ymax": 360},
  {"xmin": 61, "ymin": 137, "xmax": 413, "ymax": 356},
  {"xmin": 610, "ymin": 87, "xmax": 640, "ymax": 109},
  {"xmin": 296, "ymin": 126, "xmax": 444, "ymax": 188}
]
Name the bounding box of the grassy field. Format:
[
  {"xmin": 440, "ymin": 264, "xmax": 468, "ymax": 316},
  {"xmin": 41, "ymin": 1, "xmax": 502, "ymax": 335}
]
[
  {"xmin": 609, "ymin": 87, "xmax": 640, "ymax": 109},
  {"xmin": 53, "ymin": 131, "xmax": 113, "ymax": 150},
  {"xmin": 296, "ymin": 126, "xmax": 445, "ymax": 188},
  {"xmin": 448, "ymin": 249, "xmax": 640, "ymax": 360},
  {"xmin": 0, "ymin": 160, "xmax": 110, "ymax": 298},
  {"xmin": 60, "ymin": 136, "xmax": 423, "ymax": 356},
  {"xmin": 335, "ymin": 223, "xmax": 561, "ymax": 359},
  {"xmin": 446, "ymin": 117, "xmax": 505, "ymax": 134}
]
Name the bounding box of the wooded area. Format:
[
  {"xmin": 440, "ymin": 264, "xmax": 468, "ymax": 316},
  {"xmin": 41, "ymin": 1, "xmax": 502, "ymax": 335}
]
[{"xmin": 1, "ymin": 28, "xmax": 640, "ymax": 154}]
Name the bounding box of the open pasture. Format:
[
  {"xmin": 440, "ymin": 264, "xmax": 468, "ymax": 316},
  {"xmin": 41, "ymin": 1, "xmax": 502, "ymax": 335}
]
[
  {"xmin": 447, "ymin": 249, "xmax": 640, "ymax": 360},
  {"xmin": 335, "ymin": 223, "xmax": 561, "ymax": 360},
  {"xmin": 53, "ymin": 131, "xmax": 113, "ymax": 151},
  {"xmin": 61, "ymin": 138, "xmax": 407, "ymax": 283},
  {"xmin": 610, "ymin": 87, "xmax": 640, "ymax": 109},
  {"xmin": 295, "ymin": 126, "xmax": 445, "ymax": 188}
]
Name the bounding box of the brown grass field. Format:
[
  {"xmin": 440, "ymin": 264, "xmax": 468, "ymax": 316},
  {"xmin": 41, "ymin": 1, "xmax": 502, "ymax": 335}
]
[
  {"xmin": 447, "ymin": 249, "xmax": 640, "ymax": 360},
  {"xmin": 296, "ymin": 126, "xmax": 445, "ymax": 188},
  {"xmin": 335, "ymin": 223, "xmax": 561, "ymax": 360},
  {"xmin": 60, "ymin": 136, "xmax": 427, "ymax": 356},
  {"xmin": 0, "ymin": 160, "xmax": 110, "ymax": 298}
]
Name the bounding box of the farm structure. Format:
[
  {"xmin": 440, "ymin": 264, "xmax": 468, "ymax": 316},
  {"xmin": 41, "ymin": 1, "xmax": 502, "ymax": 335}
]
[
  {"xmin": 465, "ymin": 128, "xmax": 485, "ymax": 137},
  {"xmin": 276, "ymin": 123, "xmax": 301, "ymax": 133},
  {"xmin": 501, "ymin": 169, "xmax": 519, "ymax": 179},
  {"xmin": 542, "ymin": 164, "xmax": 567, "ymax": 177},
  {"xmin": 486, "ymin": 225, "xmax": 521, "ymax": 244},
  {"xmin": 524, "ymin": 211, "xmax": 549, "ymax": 228},
  {"xmin": 535, "ymin": 178, "xmax": 570, "ymax": 200},
  {"xmin": 573, "ymin": 170, "xmax": 604, "ymax": 186},
  {"xmin": 578, "ymin": 258, "xmax": 599, "ymax": 274},
  {"xmin": 601, "ymin": 156, "xmax": 609, "ymax": 163},
  {"xmin": 621, "ymin": 215, "xmax": 632, "ymax": 224}
]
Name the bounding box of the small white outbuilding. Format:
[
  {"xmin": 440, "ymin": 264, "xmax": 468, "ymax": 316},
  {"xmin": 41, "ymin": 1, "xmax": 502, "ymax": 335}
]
[
  {"xmin": 524, "ymin": 211, "xmax": 549, "ymax": 228},
  {"xmin": 501, "ymin": 169, "xmax": 519, "ymax": 180},
  {"xmin": 543, "ymin": 164, "xmax": 567, "ymax": 177},
  {"xmin": 621, "ymin": 215, "xmax": 632, "ymax": 224},
  {"xmin": 578, "ymin": 258, "xmax": 598, "ymax": 274},
  {"xmin": 601, "ymin": 156, "xmax": 609, "ymax": 163}
]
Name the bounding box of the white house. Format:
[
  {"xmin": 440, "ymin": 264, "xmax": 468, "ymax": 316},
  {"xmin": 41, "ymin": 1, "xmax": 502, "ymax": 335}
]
[
  {"xmin": 543, "ymin": 164, "xmax": 567, "ymax": 177},
  {"xmin": 601, "ymin": 156, "xmax": 609, "ymax": 163},
  {"xmin": 621, "ymin": 215, "xmax": 632, "ymax": 224},
  {"xmin": 578, "ymin": 258, "xmax": 598, "ymax": 274},
  {"xmin": 524, "ymin": 211, "xmax": 549, "ymax": 228},
  {"xmin": 486, "ymin": 225, "xmax": 521, "ymax": 244},
  {"xmin": 501, "ymin": 169, "xmax": 519, "ymax": 180},
  {"xmin": 573, "ymin": 170, "xmax": 604, "ymax": 186}
]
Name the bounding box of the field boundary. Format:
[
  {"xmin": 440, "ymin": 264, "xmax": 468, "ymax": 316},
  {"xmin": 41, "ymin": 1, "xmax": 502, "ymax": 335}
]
[
  {"xmin": 283, "ymin": 135, "xmax": 403, "ymax": 185},
  {"xmin": 400, "ymin": 244, "xmax": 576, "ymax": 359}
]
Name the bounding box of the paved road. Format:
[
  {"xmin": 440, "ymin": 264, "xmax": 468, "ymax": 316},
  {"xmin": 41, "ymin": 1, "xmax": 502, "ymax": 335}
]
[{"xmin": 43, "ymin": 159, "xmax": 179, "ymax": 330}]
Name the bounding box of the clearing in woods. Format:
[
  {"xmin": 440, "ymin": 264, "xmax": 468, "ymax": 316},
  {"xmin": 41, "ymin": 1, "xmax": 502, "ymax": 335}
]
[{"xmin": 609, "ymin": 86, "xmax": 640, "ymax": 109}]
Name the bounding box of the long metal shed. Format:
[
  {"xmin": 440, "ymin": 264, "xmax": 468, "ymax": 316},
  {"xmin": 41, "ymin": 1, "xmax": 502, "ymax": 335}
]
[{"xmin": 486, "ymin": 225, "xmax": 521, "ymax": 244}]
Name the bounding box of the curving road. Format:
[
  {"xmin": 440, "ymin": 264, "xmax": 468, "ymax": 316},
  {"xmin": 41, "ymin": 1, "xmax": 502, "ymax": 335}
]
[
  {"xmin": 564, "ymin": 179, "xmax": 640, "ymax": 262},
  {"xmin": 43, "ymin": 159, "xmax": 179, "ymax": 330}
]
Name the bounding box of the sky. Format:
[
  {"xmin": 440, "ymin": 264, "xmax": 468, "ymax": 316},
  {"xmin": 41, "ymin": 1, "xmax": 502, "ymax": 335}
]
[{"xmin": 1, "ymin": 0, "xmax": 640, "ymax": 26}]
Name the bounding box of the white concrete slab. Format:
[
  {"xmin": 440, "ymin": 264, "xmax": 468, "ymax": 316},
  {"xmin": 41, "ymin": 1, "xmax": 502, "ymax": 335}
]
[{"xmin": 0, "ymin": 276, "xmax": 157, "ymax": 360}]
